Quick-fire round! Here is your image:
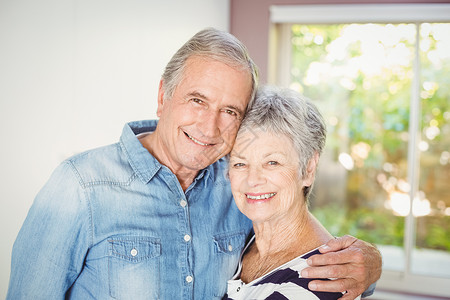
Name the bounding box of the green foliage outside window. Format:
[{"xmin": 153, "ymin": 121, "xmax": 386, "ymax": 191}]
[{"xmin": 290, "ymin": 24, "xmax": 450, "ymax": 252}]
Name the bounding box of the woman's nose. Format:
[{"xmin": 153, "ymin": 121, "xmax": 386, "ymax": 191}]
[{"xmin": 246, "ymin": 167, "xmax": 265, "ymax": 187}]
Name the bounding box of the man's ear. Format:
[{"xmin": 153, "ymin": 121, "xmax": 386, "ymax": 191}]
[
  {"xmin": 304, "ymin": 152, "xmax": 319, "ymax": 187},
  {"xmin": 157, "ymin": 79, "xmax": 165, "ymax": 117}
]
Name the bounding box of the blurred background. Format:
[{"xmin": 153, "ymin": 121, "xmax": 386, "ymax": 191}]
[{"xmin": 1, "ymin": 0, "xmax": 449, "ymax": 299}]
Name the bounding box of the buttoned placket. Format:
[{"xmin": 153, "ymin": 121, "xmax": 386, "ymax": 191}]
[
  {"xmin": 178, "ymin": 170, "xmax": 210, "ymax": 299},
  {"xmin": 178, "ymin": 195, "xmax": 194, "ymax": 299}
]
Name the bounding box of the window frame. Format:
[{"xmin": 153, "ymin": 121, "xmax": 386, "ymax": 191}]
[{"xmin": 268, "ymin": 3, "xmax": 450, "ymax": 298}]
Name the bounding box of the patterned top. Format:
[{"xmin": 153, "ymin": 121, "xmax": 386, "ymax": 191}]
[{"xmin": 224, "ymin": 235, "xmax": 349, "ymax": 300}]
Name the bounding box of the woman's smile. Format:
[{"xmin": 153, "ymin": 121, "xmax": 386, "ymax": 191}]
[{"xmin": 245, "ymin": 192, "xmax": 277, "ymax": 204}]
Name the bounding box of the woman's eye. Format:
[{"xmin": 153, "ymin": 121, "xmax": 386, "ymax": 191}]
[
  {"xmin": 268, "ymin": 161, "xmax": 278, "ymax": 166},
  {"xmin": 233, "ymin": 162, "xmax": 245, "ymax": 168}
]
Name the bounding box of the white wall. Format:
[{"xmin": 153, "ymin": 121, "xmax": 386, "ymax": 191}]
[{"xmin": 0, "ymin": 0, "xmax": 229, "ymax": 297}]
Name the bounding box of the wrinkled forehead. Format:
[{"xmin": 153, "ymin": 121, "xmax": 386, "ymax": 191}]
[
  {"xmin": 231, "ymin": 127, "xmax": 296, "ymax": 157},
  {"xmin": 231, "ymin": 127, "xmax": 261, "ymax": 154}
]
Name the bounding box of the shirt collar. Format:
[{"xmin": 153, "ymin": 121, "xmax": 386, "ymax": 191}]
[
  {"xmin": 119, "ymin": 120, "xmax": 215, "ymax": 186},
  {"xmin": 120, "ymin": 120, "xmax": 162, "ymax": 184}
]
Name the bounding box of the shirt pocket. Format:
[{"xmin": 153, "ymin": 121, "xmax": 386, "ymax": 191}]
[
  {"xmin": 108, "ymin": 236, "xmax": 161, "ymax": 300},
  {"xmin": 212, "ymin": 231, "xmax": 247, "ymax": 298}
]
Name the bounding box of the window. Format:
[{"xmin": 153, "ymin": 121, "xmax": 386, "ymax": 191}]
[{"xmin": 269, "ymin": 4, "xmax": 450, "ymax": 297}]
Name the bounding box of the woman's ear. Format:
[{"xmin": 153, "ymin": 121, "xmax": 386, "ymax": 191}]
[
  {"xmin": 156, "ymin": 79, "xmax": 165, "ymax": 117},
  {"xmin": 303, "ymin": 152, "xmax": 319, "ymax": 187}
]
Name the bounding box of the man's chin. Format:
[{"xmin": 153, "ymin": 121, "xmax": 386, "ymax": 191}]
[
  {"xmin": 184, "ymin": 156, "xmax": 221, "ymax": 171},
  {"xmin": 184, "ymin": 160, "xmax": 215, "ymax": 171}
]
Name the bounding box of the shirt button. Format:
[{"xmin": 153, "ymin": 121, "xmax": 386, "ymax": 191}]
[
  {"xmin": 228, "ymin": 244, "xmax": 233, "ymax": 252},
  {"xmin": 180, "ymin": 199, "xmax": 187, "ymax": 207},
  {"xmin": 184, "ymin": 234, "xmax": 191, "ymax": 242},
  {"xmin": 130, "ymin": 248, "xmax": 138, "ymax": 257},
  {"xmin": 186, "ymin": 275, "xmax": 193, "ymax": 283}
]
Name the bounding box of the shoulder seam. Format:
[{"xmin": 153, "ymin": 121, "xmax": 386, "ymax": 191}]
[
  {"xmin": 65, "ymin": 155, "xmax": 138, "ymax": 187},
  {"xmin": 62, "ymin": 160, "xmax": 95, "ymax": 248},
  {"xmin": 65, "ymin": 160, "xmax": 87, "ymax": 188}
]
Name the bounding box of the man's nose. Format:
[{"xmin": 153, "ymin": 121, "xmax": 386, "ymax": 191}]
[{"xmin": 198, "ymin": 110, "xmax": 221, "ymax": 138}]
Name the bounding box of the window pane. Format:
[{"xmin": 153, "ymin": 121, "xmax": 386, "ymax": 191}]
[
  {"xmin": 412, "ymin": 23, "xmax": 450, "ymax": 278},
  {"xmin": 290, "ymin": 24, "xmax": 418, "ymax": 272}
]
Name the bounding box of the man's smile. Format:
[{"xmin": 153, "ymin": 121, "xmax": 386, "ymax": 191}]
[{"xmin": 184, "ymin": 132, "xmax": 213, "ymax": 146}]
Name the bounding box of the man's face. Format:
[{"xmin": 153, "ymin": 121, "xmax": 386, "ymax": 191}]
[{"xmin": 156, "ymin": 56, "xmax": 252, "ymax": 173}]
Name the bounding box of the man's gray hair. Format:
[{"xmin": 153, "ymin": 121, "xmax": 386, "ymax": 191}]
[
  {"xmin": 161, "ymin": 28, "xmax": 259, "ymax": 111},
  {"xmin": 239, "ymin": 85, "xmax": 327, "ymax": 199}
]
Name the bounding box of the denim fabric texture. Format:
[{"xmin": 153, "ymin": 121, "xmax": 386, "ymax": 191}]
[{"xmin": 7, "ymin": 120, "xmax": 252, "ymax": 300}]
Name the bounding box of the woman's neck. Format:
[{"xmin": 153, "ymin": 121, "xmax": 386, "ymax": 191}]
[
  {"xmin": 253, "ymin": 210, "xmax": 330, "ymax": 257},
  {"xmin": 240, "ymin": 210, "xmax": 333, "ymax": 283}
]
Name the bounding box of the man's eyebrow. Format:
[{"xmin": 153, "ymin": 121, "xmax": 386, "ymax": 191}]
[{"xmin": 187, "ymin": 91, "xmax": 208, "ymax": 100}]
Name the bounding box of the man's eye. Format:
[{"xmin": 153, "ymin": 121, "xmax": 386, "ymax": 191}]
[
  {"xmin": 225, "ymin": 109, "xmax": 237, "ymax": 117},
  {"xmin": 192, "ymin": 98, "xmax": 203, "ymax": 104}
]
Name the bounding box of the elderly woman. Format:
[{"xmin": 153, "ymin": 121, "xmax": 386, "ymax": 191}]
[{"xmin": 225, "ymin": 86, "xmax": 357, "ymax": 300}]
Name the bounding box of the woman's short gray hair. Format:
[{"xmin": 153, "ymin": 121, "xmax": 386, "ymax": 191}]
[
  {"xmin": 239, "ymin": 85, "xmax": 327, "ymax": 199},
  {"xmin": 161, "ymin": 28, "xmax": 259, "ymax": 111}
]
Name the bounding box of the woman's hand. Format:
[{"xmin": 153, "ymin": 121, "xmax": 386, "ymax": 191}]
[{"xmin": 301, "ymin": 235, "xmax": 382, "ymax": 300}]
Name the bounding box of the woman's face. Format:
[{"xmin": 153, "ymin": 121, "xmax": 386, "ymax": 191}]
[{"xmin": 229, "ymin": 129, "xmax": 314, "ymax": 224}]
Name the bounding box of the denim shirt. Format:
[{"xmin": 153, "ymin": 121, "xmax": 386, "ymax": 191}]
[{"xmin": 7, "ymin": 120, "xmax": 253, "ymax": 300}]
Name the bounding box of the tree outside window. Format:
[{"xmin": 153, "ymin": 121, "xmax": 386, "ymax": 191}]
[{"xmin": 288, "ymin": 23, "xmax": 450, "ymax": 278}]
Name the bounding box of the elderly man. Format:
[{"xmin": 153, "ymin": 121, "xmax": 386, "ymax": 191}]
[{"xmin": 7, "ymin": 28, "xmax": 381, "ymax": 299}]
